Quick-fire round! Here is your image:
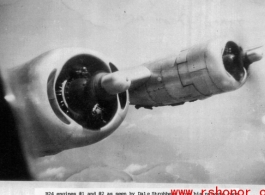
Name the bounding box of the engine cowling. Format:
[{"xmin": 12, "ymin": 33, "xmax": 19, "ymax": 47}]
[
  {"xmin": 4, "ymin": 48, "xmax": 129, "ymax": 157},
  {"xmin": 129, "ymin": 38, "xmax": 259, "ymax": 108}
]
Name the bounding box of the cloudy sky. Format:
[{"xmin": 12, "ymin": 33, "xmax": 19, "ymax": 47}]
[{"xmin": 1, "ymin": 0, "xmax": 265, "ymax": 184}]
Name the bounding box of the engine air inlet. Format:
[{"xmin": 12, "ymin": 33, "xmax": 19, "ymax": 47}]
[{"xmin": 222, "ymin": 41, "xmax": 245, "ymax": 81}]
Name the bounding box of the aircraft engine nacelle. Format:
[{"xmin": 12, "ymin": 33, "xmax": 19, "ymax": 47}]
[
  {"xmin": 129, "ymin": 39, "xmax": 262, "ymax": 108},
  {"xmin": 4, "ymin": 48, "xmax": 129, "ymax": 157}
]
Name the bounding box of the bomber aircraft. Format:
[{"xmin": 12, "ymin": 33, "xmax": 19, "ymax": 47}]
[{"xmin": 1, "ymin": 0, "xmax": 265, "ymax": 183}]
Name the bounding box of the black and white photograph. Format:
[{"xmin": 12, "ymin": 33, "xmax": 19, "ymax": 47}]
[{"xmin": 1, "ymin": 0, "xmax": 265, "ymax": 192}]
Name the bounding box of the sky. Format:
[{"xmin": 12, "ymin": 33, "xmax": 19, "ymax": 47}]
[{"xmin": 1, "ymin": 0, "xmax": 265, "ymax": 183}]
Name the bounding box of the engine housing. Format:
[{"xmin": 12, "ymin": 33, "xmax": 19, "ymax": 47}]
[
  {"xmin": 4, "ymin": 48, "xmax": 129, "ymax": 157},
  {"xmin": 129, "ymin": 39, "xmax": 248, "ymax": 108}
]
